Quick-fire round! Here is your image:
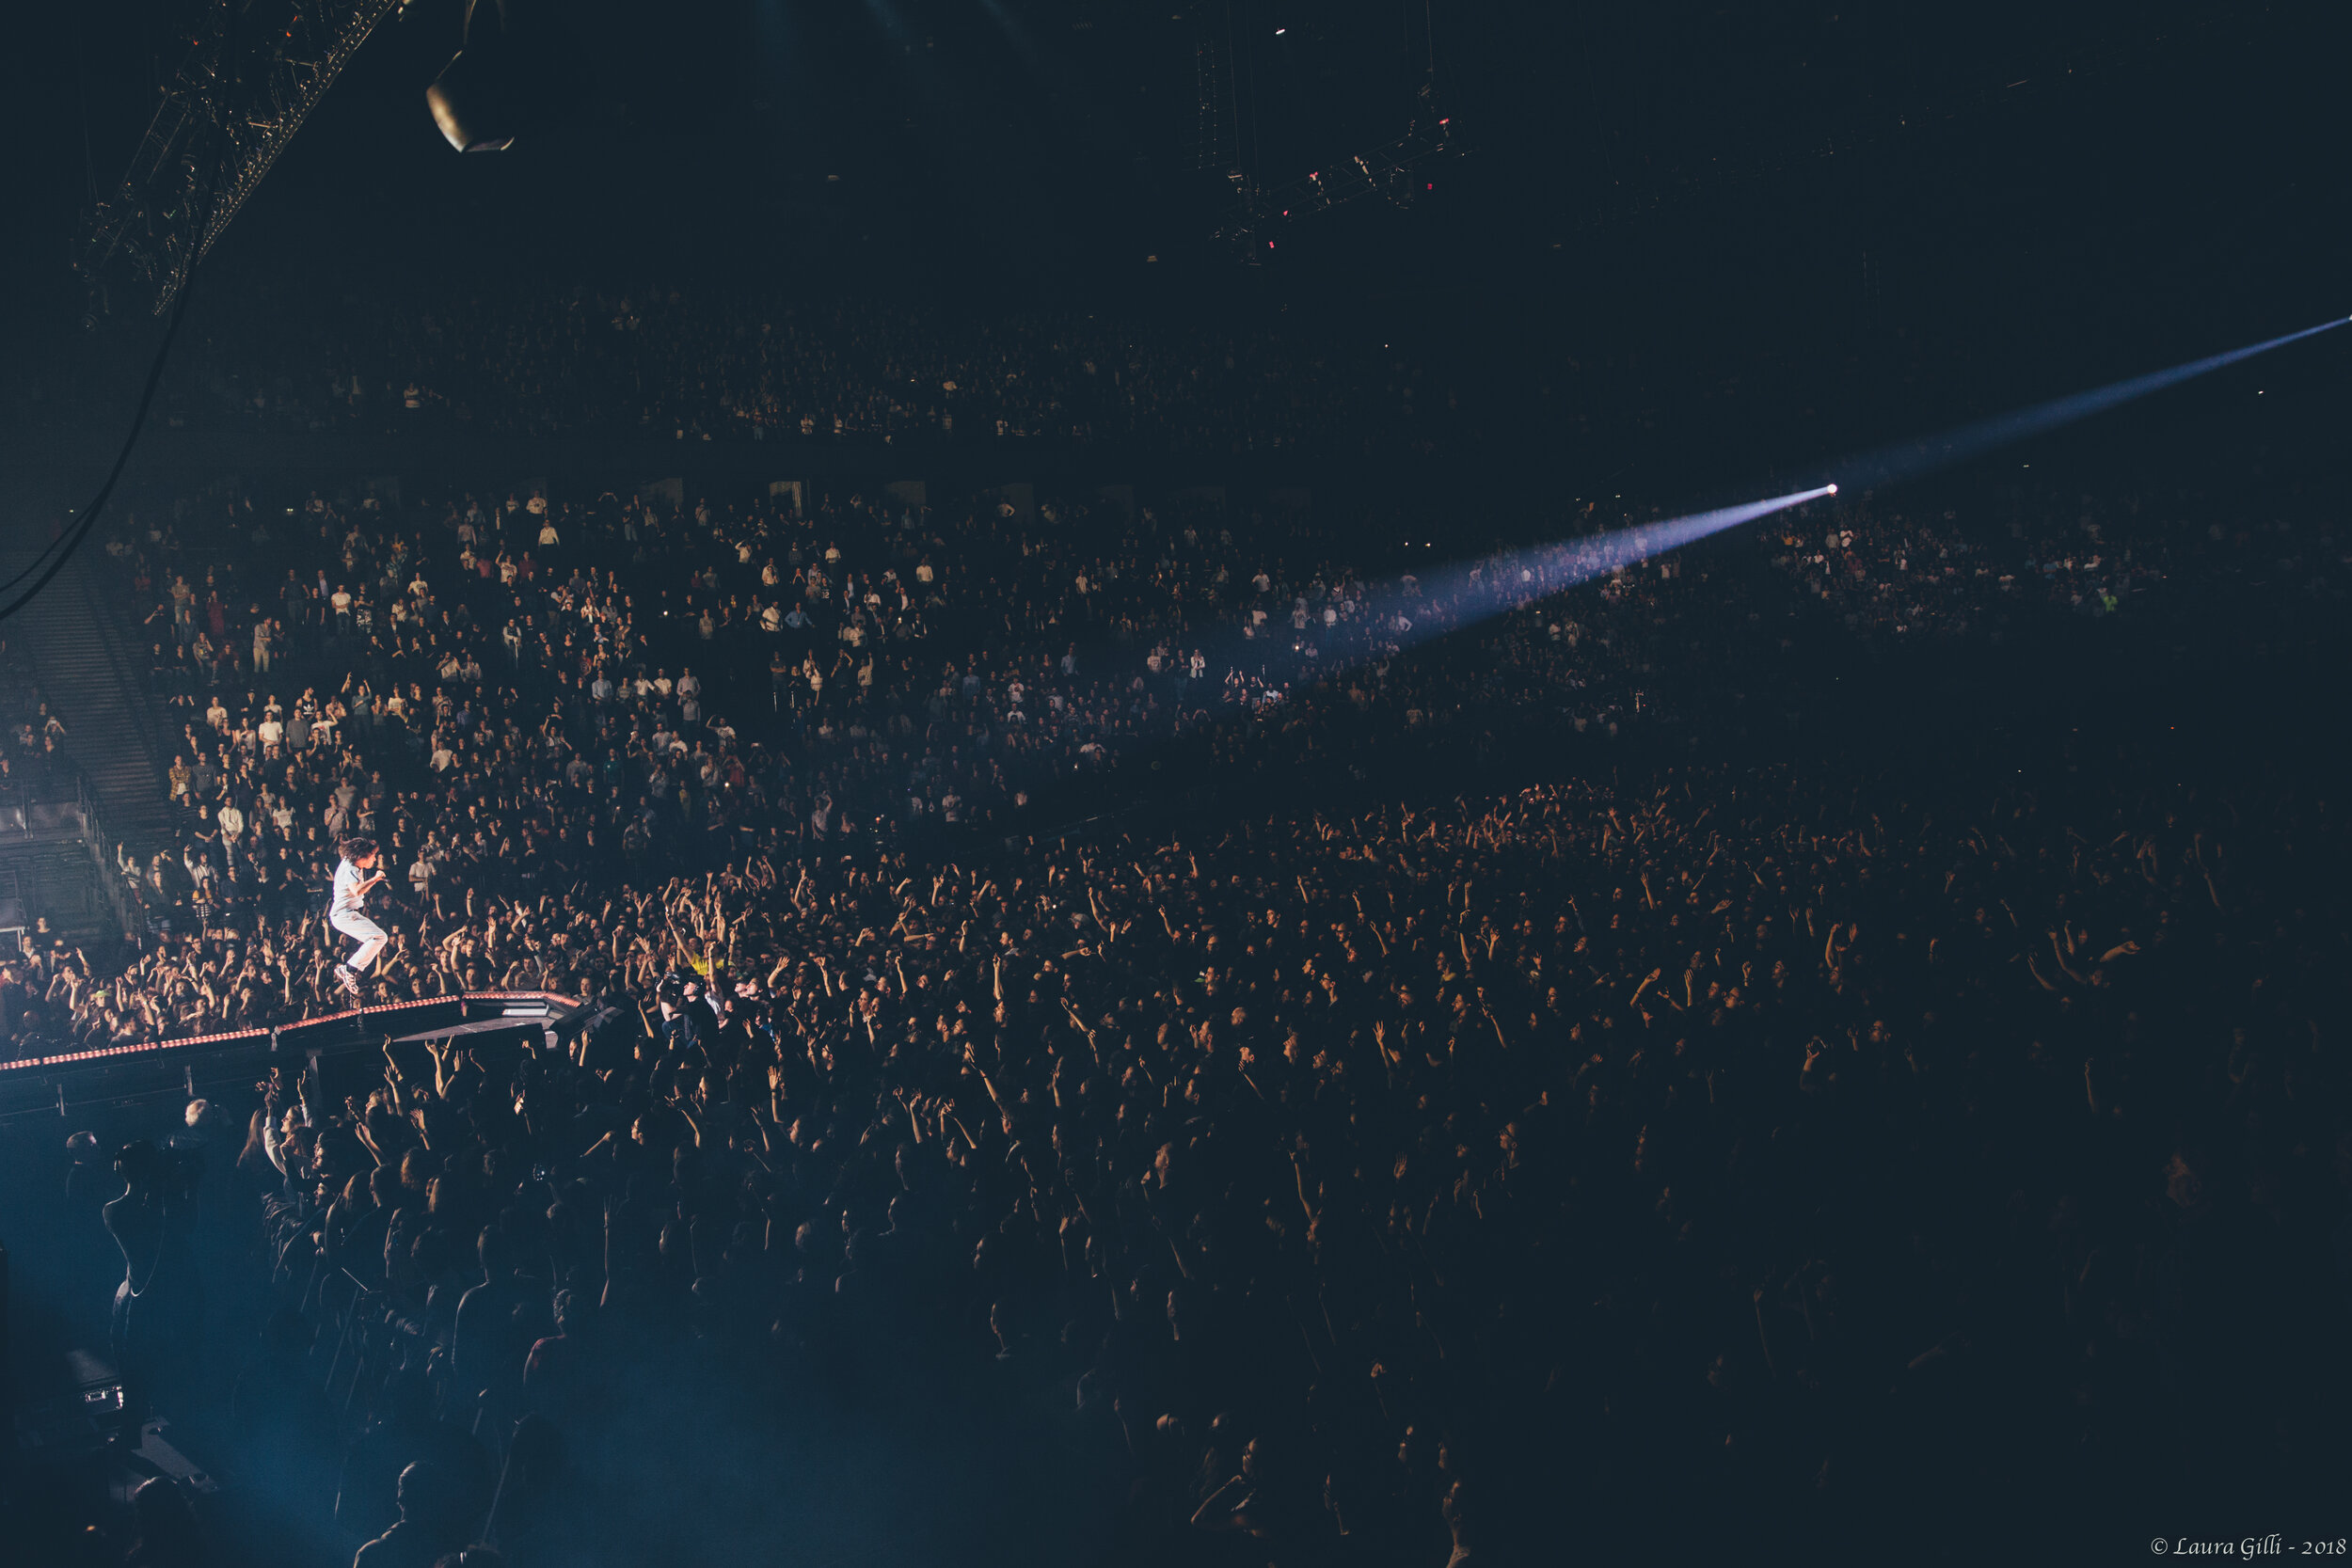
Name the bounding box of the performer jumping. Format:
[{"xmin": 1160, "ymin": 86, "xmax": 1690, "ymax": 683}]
[{"xmin": 329, "ymin": 835, "xmax": 389, "ymax": 1001}]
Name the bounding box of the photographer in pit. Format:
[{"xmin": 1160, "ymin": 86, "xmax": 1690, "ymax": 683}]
[{"xmin": 103, "ymin": 1137, "xmax": 207, "ymax": 1414}]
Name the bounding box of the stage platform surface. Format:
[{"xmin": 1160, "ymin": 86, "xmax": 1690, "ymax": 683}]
[{"xmin": 0, "ymin": 990, "xmax": 596, "ymax": 1124}]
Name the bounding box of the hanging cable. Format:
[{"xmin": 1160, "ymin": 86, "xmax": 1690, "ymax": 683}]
[{"xmin": 0, "ymin": 112, "xmax": 225, "ymax": 622}]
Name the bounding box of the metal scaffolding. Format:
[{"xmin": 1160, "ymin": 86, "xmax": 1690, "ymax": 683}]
[
  {"xmin": 1192, "ymin": 8, "xmax": 1239, "ymax": 176},
  {"xmin": 1214, "ymin": 84, "xmax": 1457, "ymax": 255},
  {"xmin": 78, "ymin": 0, "xmax": 401, "ymax": 318}
]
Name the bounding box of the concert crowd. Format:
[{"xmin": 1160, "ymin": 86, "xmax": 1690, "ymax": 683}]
[
  {"xmin": 148, "ymin": 281, "xmax": 1455, "ymax": 454},
  {"xmin": 8, "ymin": 456, "xmax": 2349, "ymax": 1566}
]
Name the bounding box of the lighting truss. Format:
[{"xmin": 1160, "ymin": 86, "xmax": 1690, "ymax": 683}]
[
  {"xmin": 1192, "ymin": 6, "xmax": 1239, "ymax": 175},
  {"xmin": 1214, "ymin": 87, "xmax": 1457, "ymax": 254},
  {"xmin": 79, "ymin": 0, "xmax": 401, "ymax": 318}
]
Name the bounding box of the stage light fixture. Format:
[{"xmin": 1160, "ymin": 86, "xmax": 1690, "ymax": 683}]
[
  {"xmin": 427, "ymin": 0, "xmax": 535, "ymax": 152},
  {"xmin": 428, "ymin": 57, "xmax": 517, "ymax": 151}
]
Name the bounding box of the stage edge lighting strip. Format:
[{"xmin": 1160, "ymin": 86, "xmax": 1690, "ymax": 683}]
[{"xmin": 0, "ymin": 991, "xmax": 584, "ymax": 1075}]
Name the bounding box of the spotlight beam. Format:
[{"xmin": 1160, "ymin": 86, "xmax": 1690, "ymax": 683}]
[
  {"xmin": 1072, "ymin": 314, "xmax": 2350, "ymax": 764},
  {"xmin": 1334, "ymin": 316, "xmax": 2348, "ymax": 683},
  {"xmin": 1350, "ymin": 485, "xmax": 1838, "ymax": 662},
  {"xmin": 1359, "ymin": 315, "xmax": 2344, "ymax": 663},
  {"xmin": 1568, "ymin": 485, "xmax": 1838, "ymax": 570},
  {"xmin": 1825, "ymin": 316, "xmax": 2350, "ymax": 493}
]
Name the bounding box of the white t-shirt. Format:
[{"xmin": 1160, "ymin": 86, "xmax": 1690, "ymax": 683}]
[{"xmin": 331, "ymin": 858, "xmax": 374, "ymax": 917}]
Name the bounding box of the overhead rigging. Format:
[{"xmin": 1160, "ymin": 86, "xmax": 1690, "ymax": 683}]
[
  {"xmin": 1211, "ymin": 1, "xmax": 1461, "ymax": 257},
  {"xmin": 78, "ymin": 0, "xmax": 402, "ymax": 320}
]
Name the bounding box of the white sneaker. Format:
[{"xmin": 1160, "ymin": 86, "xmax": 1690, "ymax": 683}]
[{"xmin": 335, "ymin": 965, "xmax": 361, "ymax": 1000}]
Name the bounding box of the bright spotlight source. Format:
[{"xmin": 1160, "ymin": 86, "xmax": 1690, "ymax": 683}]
[{"xmin": 1826, "ymin": 483, "xmax": 1838, "ymax": 495}]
